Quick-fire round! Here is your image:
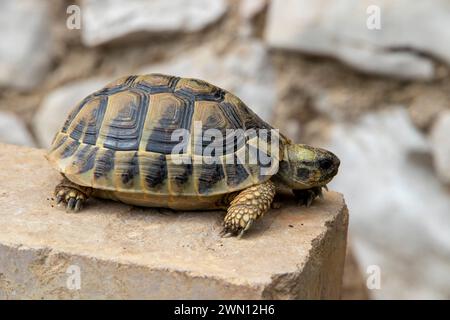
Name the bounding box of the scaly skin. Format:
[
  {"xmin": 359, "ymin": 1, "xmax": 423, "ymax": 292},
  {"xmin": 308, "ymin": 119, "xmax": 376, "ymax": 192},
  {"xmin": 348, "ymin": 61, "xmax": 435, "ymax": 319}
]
[{"xmin": 221, "ymin": 180, "xmax": 276, "ymax": 238}]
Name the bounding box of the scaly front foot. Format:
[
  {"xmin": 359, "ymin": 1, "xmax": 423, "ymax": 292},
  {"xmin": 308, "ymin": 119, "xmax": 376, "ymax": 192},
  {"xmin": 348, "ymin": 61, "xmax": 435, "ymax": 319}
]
[
  {"xmin": 220, "ymin": 180, "xmax": 276, "ymax": 238},
  {"xmin": 293, "ymin": 185, "xmax": 327, "ymax": 207}
]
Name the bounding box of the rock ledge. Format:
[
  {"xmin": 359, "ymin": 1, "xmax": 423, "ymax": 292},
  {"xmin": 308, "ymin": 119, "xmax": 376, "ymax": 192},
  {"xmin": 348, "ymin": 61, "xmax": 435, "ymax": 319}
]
[{"xmin": 0, "ymin": 143, "xmax": 348, "ymax": 299}]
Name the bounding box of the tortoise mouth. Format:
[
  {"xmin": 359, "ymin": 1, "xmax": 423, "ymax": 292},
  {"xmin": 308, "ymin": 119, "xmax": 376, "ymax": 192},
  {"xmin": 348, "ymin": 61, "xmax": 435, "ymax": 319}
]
[{"xmin": 318, "ymin": 166, "xmax": 339, "ymax": 186}]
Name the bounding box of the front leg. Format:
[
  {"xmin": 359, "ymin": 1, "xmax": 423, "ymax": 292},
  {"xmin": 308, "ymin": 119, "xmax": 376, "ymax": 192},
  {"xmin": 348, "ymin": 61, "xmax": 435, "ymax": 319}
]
[
  {"xmin": 221, "ymin": 180, "xmax": 276, "ymax": 238},
  {"xmin": 54, "ymin": 176, "xmax": 93, "ymax": 212},
  {"xmin": 293, "ymin": 186, "xmax": 326, "ymax": 207}
]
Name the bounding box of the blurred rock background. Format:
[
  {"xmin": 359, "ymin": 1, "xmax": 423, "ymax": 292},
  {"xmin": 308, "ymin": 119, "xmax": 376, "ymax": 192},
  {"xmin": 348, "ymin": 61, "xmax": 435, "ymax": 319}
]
[{"xmin": 1, "ymin": 0, "xmax": 449, "ymax": 299}]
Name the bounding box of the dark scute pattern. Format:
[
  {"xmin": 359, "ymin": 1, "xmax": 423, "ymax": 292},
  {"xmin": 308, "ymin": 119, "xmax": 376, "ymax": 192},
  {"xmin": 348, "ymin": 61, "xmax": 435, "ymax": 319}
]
[
  {"xmin": 60, "ymin": 75, "xmax": 228, "ymax": 144},
  {"xmin": 60, "ymin": 140, "xmax": 80, "ymax": 159},
  {"xmin": 61, "ymin": 97, "xmax": 92, "ymax": 133},
  {"xmin": 78, "ymin": 145, "xmax": 98, "ymax": 174},
  {"xmin": 135, "ymin": 76, "xmax": 178, "ymax": 94},
  {"xmin": 121, "ymin": 152, "xmax": 140, "ymax": 185},
  {"xmin": 61, "ymin": 76, "xmax": 141, "ymax": 136},
  {"xmin": 93, "ymin": 75, "xmax": 138, "ymax": 97},
  {"xmin": 197, "ymin": 129, "xmax": 245, "ymax": 157},
  {"xmin": 245, "ymin": 116, "xmax": 271, "ymax": 130},
  {"xmin": 194, "ymin": 88, "xmax": 225, "ymax": 102},
  {"xmin": 225, "ymin": 155, "xmax": 249, "ymax": 187},
  {"xmin": 195, "ymin": 115, "xmax": 227, "ymax": 156},
  {"xmin": 50, "ymin": 135, "xmax": 67, "ymax": 151},
  {"xmin": 172, "ymin": 162, "xmax": 192, "ymax": 186},
  {"xmin": 94, "ymin": 149, "xmax": 115, "ymax": 179},
  {"xmin": 135, "ymin": 83, "xmax": 169, "ymax": 94},
  {"xmin": 217, "ymin": 102, "xmax": 243, "ymax": 129},
  {"xmin": 82, "ymin": 96, "xmax": 108, "ymax": 145},
  {"xmin": 145, "ymin": 154, "xmax": 167, "ymax": 188},
  {"xmin": 195, "ymin": 102, "xmax": 245, "ymax": 156},
  {"xmin": 241, "ymin": 104, "xmax": 273, "ymax": 131},
  {"xmin": 94, "ymin": 86, "xmax": 127, "ymax": 97},
  {"xmin": 103, "ymin": 90, "xmax": 149, "ymax": 151},
  {"xmin": 218, "ymin": 102, "xmax": 247, "ymax": 154},
  {"xmin": 176, "ymin": 79, "xmax": 225, "ymax": 102},
  {"xmin": 168, "ymin": 76, "xmax": 180, "ymax": 90},
  {"xmin": 146, "ymin": 92, "xmax": 194, "ymax": 154},
  {"xmin": 238, "ymin": 101, "xmax": 275, "ymax": 146},
  {"xmin": 134, "ymin": 75, "xmax": 179, "ymax": 95},
  {"xmin": 198, "ymin": 163, "xmax": 224, "ymax": 194},
  {"xmin": 68, "ymin": 118, "xmax": 86, "ymax": 141},
  {"xmin": 225, "ymin": 130, "xmax": 246, "ymax": 155},
  {"xmin": 125, "ymin": 75, "xmax": 138, "ymax": 86},
  {"xmin": 248, "ymin": 144, "xmax": 272, "ymax": 168}
]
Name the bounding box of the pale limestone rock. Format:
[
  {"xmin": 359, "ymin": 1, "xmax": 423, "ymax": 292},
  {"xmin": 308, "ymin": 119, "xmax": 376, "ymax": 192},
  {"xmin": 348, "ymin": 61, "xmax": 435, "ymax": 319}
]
[
  {"xmin": 81, "ymin": 0, "xmax": 228, "ymax": 46},
  {"xmin": 0, "ymin": 0, "xmax": 53, "ymax": 90},
  {"xmin": 238, "ymin": 0, "xmax": 267, "ymax": 38},
  {"xmin": 430, "ymin": 111, "xmax": 450, "ymax": 184},
  {"xmin": 0, "ymin": 143, "xmax": 348, "ymax": 299},
  {"xmin": 33, "ymin": 78, "xmax": 108, "ymax": 148},
  {"xmin": 0, "ymin": 112, "xmax": 35, "ymax": 147},
  {"xmin": 240, "ymin": 0, "xmax": 267, "ymax": 20},
  {"xmin": 323, "ymin": 107, "xmax": 450, "ymax": 299},
  {"xmin": 265, "ymin": 0, "xmax": 446, "ymax": 80},
  {"xmin": 408, "ymin": 88, "xmax": 450, "ymax": 131},
  {"xmin": 140, "ymin": 41, "xmax": 276, "ymax": 122}
]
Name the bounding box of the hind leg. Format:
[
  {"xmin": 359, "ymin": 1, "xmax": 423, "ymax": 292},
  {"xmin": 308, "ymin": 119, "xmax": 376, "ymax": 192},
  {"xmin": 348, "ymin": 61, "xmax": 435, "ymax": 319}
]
[{"xmin": 54, "ymin": 176, "xmax": 93, "ymax": 212}]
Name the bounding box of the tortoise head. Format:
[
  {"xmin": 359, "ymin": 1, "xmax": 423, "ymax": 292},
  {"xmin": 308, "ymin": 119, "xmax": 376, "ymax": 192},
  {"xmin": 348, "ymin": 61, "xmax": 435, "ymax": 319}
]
[{"xmin": 277, "ymin": 144, "xmax": 340, "ymax": 189}]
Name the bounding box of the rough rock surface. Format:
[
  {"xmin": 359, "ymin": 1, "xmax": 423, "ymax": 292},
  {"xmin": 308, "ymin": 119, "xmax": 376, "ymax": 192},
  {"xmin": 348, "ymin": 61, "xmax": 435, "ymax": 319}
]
[
  {"xmin": 240, "ymin": 0, "xmax": 267, "ymax": 20},
  {"xmin": 0, "ymin": 143, "xmax": 348, "ymax": 299},
  {"xmin": 33, "ymin": 78, "xmax": 108, "ymax": 148},
  {"xmin": 238, "ymin": 0, "xmax": 267, "ymax": 37},
  {"xmin": 81, "ymin": 0, "xmax": 228, "ymax": 46},
  {"xmin": 265, "ymin": 0, "xmax": 448, "ymax": 79},
  {"xmin": 0, "ymin": 0, "xmax": 53, "ymax": 90},
  {"xmin": 430, "ymin": 111, "xmax": 450, "ymax": 184},
  {"xmin": 408, "ymin": 89, "xmax": 450, "ymax": 131},
  {"xmin": 323, "ymin": 108, "xmax": 450, "ymax": 299},
  {"xmin": 140, "ymin": 41, "xmax": 276, "ymax": 122},
  {"xmin": 0, "ymin": 112, "xmax": 35, "ymax": 147}
]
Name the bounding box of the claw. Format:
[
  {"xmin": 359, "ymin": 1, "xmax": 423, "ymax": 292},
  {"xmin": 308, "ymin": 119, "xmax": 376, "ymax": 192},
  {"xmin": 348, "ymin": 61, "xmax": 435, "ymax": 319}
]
[
  {"xmin": 306, "ymin": 194, "xmax": 313, "ymax": 207},
  {"xmin": 271, "ymin": 202, "xmax": 282, "ymax": 209},
  {"xmin": 74, "ymin": 199, "xmax": 83, "ymax": 212},
  {"xmin": 318, "ymin": 188, "xmax": 324, "ymax": 199},
  {"xmin": 323, "ymin": 185, "xmax": 328, "ymax": 191},
  {"xmin": 56, "ymin": 194, "xmax": 63, "ymax": 204},
  {"xmin": 66, "ymin": 198, "xmax": 76, "ymax": 212},
  {"xmin": 243, "ymin": 220, "xmax": 253, "ymax": 232},
  {"xmin": 220, "ymin": 230, "xmax": 234, "ymax": 238}
]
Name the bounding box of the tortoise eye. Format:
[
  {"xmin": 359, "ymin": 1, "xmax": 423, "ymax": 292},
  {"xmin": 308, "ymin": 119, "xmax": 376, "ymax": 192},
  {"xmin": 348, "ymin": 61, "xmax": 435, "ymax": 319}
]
[{"xmin": 319, "ymin": 158, "xmax": 333, "ymax": 170}]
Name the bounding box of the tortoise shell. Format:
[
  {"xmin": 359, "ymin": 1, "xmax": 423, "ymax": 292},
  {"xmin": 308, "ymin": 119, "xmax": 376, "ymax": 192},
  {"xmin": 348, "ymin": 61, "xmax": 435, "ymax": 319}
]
[{"xmin": 47, "ymin": 74, "xmax": 286, "ymax": 199}]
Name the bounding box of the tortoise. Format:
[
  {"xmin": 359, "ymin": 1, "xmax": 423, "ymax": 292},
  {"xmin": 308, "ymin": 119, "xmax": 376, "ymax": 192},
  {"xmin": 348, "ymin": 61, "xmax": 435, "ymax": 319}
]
[{"xmin": 47, "ymin": 74, "xmax": 340, "ymax": 237}]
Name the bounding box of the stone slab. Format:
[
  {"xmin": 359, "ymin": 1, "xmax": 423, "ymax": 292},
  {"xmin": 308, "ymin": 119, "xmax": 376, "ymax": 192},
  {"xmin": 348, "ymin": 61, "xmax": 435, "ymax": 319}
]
[{"xmin": 0, "ymin": 143, "xmax": 348, "ymax": 299}]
